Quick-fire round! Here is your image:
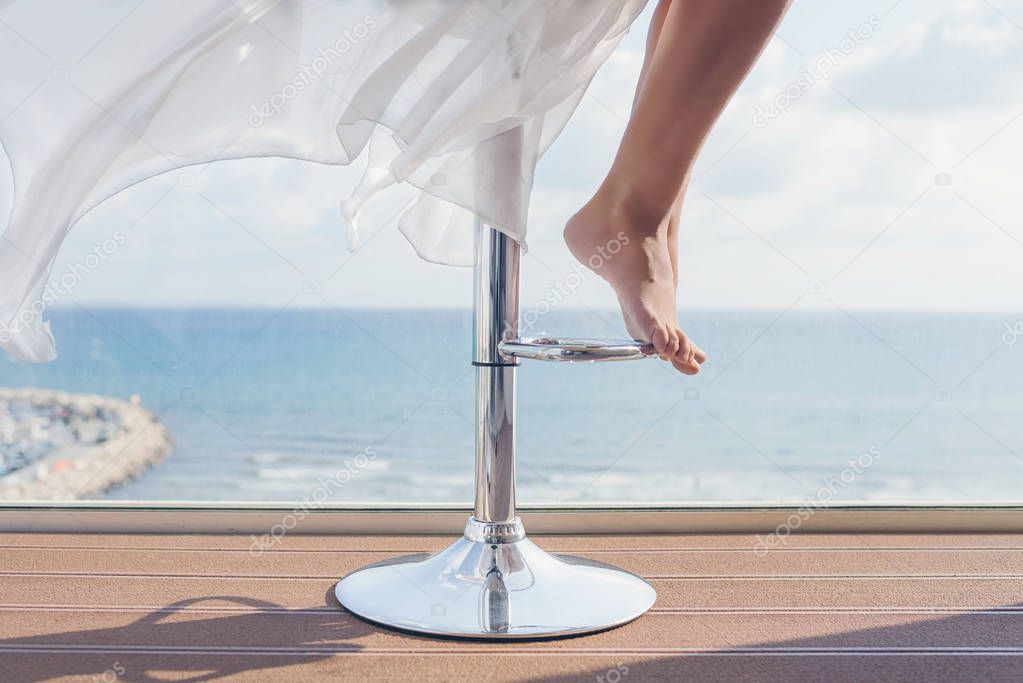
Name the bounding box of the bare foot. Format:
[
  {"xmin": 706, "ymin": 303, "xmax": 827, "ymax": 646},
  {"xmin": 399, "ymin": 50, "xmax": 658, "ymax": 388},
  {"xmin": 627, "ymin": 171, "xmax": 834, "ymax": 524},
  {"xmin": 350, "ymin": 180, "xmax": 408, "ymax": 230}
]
[{"xmin": 564, "ymin": 194, "xmax": 706, "ymax": 374}]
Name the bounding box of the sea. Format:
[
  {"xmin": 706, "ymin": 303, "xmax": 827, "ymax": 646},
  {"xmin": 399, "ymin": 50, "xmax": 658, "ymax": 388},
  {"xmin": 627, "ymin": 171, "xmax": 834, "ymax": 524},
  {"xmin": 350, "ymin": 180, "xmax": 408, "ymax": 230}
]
[{"xmin": 2, "ymin": 307, "xmax": 1021, "ymax": 504}]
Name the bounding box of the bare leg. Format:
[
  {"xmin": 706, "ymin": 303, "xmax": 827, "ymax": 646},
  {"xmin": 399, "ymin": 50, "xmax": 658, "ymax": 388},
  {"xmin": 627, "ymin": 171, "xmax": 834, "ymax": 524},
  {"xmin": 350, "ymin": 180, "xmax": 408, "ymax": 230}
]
[
  {"xmin": 565, "ymin": 0, "xmax": 790, "ymax": 374},
  {"xmin": 635, "ymin": 1, "xmax": 692, "ymax": 368},
  {"xmin": 632, "ymin": 1, "xmax": 686, "ymax": 293}
]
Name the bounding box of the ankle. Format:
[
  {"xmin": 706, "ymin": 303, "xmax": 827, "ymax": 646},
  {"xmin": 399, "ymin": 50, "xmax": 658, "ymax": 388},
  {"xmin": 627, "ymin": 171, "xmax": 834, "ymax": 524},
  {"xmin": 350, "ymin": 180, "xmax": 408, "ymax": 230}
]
[{"xmin": 592, "ymin": 183, "xmax": 670, "ymax": 238}]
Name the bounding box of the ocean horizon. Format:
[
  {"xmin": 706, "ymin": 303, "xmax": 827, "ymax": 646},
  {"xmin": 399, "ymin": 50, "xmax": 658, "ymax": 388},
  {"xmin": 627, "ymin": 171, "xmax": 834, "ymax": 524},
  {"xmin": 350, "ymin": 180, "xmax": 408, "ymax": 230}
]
[{"xmin": 2, "ymin": 306, "xmax": 1020, "ymax": 504}]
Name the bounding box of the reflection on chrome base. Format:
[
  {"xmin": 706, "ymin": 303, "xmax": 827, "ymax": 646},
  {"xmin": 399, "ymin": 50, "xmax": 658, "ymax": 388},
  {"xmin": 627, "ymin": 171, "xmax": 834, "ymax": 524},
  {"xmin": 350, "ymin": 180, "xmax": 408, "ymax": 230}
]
[{"xmin": 335, "ymin": 517, "xmax": 656, "ymax": 639}]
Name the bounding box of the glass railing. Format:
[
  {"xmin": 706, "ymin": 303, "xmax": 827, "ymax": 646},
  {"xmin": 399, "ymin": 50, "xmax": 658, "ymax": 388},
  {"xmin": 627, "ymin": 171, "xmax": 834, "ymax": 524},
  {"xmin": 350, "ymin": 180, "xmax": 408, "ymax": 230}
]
[{"xmin": 3, "ymin": 306, "xmax": 1019, "ymax": 505}]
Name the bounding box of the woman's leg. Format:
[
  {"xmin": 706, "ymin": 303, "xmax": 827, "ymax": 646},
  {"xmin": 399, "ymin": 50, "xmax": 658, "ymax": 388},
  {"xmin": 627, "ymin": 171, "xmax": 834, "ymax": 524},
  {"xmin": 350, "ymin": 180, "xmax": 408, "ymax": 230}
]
[
  {"xmin": 633, "ymin": 1, "xmax": 688, "ymax": 295},
  {"xmin": 630, "ymin": 0, "xmax": 683, "ymax": 293},
  {"xmin": 565, "ymin": 0, "xmax": 790, "ymax": 374}
]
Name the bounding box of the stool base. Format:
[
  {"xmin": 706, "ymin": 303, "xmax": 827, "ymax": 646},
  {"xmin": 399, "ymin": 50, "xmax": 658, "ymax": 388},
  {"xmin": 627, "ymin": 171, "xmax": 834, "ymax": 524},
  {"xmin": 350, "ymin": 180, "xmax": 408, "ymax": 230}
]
[{"xmin": 335, "ymin": 517, "xmax": 656, "ymax": 639}]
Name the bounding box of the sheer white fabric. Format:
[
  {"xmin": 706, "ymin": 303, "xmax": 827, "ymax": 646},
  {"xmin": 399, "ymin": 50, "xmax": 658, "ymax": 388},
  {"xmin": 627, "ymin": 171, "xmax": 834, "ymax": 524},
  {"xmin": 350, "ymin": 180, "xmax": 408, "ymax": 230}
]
[{"xmin": 0, "ymin": 0, "xmax": 646, "ymax": 362}]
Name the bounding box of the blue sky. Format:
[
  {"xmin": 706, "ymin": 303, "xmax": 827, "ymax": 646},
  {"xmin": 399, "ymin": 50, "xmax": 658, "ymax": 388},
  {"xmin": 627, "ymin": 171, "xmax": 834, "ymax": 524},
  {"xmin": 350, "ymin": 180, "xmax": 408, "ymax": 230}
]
[{"xmin": 2, "ymin": 0, "xmax": 1022, "ymax": 317}]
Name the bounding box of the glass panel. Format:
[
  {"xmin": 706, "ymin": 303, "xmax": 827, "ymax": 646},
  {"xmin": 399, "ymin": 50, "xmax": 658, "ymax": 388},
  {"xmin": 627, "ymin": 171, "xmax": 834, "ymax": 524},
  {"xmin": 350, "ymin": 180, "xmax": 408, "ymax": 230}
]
[{"xmin": 2, "ymin": 1, "xmax": 1021, "ymax": 506}]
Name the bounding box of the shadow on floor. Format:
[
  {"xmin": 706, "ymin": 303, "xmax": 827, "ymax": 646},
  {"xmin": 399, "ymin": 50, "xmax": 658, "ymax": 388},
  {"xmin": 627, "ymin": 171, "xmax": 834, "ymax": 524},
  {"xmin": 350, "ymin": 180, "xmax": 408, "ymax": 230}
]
[
  {"xmin": 528, "ymin": 604, "xmax": 1023, "ymax": 683},
  {"xmin": 3, "ymin": 593, "xmax": 1021, "ymax": 681},
  {"xmin": 0, "ymin": 590, "xmax": 372, "ymax": 682}
]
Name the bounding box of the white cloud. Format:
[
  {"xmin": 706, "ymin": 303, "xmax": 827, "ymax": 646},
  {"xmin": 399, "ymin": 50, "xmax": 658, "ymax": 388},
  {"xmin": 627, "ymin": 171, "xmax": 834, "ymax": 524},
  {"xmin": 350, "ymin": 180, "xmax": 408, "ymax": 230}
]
[{"xmin": 3, "ymin": 0, "xmax": 1020, "ymax": 313}]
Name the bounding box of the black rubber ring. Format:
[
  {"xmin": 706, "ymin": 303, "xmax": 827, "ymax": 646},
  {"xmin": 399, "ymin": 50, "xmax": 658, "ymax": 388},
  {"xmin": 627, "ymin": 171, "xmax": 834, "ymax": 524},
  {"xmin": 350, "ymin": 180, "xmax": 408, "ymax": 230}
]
[{"xmin": 471, "ymin": 360, "xmax": 520, "ymax": 367}]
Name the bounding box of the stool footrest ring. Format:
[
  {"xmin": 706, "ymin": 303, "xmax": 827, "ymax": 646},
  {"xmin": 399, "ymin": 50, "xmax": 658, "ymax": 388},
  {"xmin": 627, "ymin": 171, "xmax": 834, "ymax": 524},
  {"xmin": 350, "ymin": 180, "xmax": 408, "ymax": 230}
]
[{"xmin": 499, "ymin": 337, "xmax": 655, "ymax": 362}]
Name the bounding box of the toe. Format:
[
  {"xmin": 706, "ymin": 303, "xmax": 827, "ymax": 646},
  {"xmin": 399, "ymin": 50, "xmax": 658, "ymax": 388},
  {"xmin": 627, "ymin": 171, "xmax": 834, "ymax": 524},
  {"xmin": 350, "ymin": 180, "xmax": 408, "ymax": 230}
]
[
  {"xmin": 662, "ymin": 328, "xmax": 681, "ymax": 360},
  {"xmin": 694, "ymin": 345, "xmax": 708, "ymax": 364},
  {"xmin": 674, "ymin": 332, "xmax": 694, "ymax": 364},
  {"xmin": 673, "ymin": 333, "xmax": 701, "ymax": 374},
  {"xmin": 671, "ymin": 356, "xmax": 700, "ymax": 375},
  {"xmin": 650, "ymin": 324, "xmax": 672, "ymax": 359}
]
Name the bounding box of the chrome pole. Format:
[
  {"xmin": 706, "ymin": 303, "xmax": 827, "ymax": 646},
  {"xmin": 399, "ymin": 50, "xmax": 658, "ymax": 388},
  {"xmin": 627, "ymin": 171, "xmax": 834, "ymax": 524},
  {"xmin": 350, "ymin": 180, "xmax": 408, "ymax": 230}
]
[{"xmin": 472, "ymin": 222, "xmax": 519, "ymax": 523}]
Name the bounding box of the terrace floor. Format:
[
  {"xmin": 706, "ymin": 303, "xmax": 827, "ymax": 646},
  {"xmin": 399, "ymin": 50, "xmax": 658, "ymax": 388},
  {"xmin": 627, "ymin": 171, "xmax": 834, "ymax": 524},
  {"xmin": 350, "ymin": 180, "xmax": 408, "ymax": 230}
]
[{"xmin": 0, "ymin": 531, "xmax": 1021, "ymax": 681}]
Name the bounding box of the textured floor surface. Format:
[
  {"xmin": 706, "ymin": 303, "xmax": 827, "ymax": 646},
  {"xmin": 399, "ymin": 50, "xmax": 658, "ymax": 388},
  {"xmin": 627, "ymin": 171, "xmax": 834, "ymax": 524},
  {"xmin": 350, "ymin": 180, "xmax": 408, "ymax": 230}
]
[{"xmin": 0, "ymin": 532, "xmax": 1021, "ymax": 681}]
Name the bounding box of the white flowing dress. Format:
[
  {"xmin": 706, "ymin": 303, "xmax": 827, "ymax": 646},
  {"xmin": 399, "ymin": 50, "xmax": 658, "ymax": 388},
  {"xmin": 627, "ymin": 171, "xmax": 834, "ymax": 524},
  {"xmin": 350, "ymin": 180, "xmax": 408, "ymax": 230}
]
[{"xmin": 0, "ymin": 0, "xmax": 647, "ymax": 362}]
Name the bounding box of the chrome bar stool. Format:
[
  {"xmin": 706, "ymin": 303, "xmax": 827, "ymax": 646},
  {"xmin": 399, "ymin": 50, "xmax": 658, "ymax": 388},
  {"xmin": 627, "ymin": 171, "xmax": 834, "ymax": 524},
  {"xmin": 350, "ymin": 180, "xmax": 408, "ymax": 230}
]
[{"xmin": 335, "ymin": 224, "xmax": 657, "ymax": 638}]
